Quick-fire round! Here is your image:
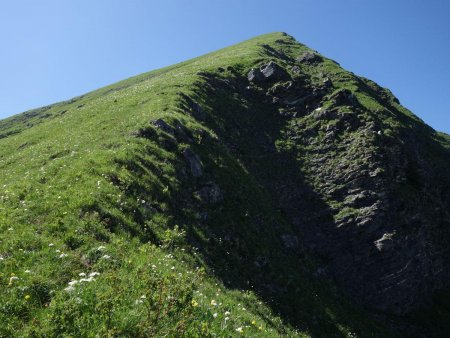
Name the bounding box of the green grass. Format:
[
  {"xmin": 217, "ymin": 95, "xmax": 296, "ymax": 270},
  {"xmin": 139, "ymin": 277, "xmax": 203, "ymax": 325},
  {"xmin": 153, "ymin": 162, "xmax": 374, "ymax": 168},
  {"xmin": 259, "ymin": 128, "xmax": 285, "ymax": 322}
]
[{"xmin": 1, "ymin": 32, "xmax": 449, "ymax": 337}]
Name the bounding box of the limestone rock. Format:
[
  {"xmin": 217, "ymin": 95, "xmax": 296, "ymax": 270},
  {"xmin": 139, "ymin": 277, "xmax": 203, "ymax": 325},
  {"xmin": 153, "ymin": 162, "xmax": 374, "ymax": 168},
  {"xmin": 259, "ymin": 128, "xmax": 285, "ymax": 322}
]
[
  {"xmin": 247, "ymin": 68, "xmax": 264, "ymax": 82},
  {"xmin": 374, "ymin": 233, "xmax": 395, "ymax": 252},
  {"xmin": 260, "ymin": 61, "xmax": 288, "ymax": 81},
  {"xmin": 248, "ymin": 61, "xmax": 288, "ymax": 83},
  {"xmin": 182, "ymin": 148, "xmax": 203, "ymax": 177},
  {"xmin": 296, "ymin": 52, "xmax": 322, "ymax": 64}
]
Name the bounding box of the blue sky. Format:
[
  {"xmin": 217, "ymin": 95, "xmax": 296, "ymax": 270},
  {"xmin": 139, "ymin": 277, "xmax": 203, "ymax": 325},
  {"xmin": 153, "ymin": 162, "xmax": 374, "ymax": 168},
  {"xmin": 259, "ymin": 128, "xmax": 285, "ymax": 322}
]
[{"xmin": 1, "ymin": 0, "xmax": 449, "ymax": 133}]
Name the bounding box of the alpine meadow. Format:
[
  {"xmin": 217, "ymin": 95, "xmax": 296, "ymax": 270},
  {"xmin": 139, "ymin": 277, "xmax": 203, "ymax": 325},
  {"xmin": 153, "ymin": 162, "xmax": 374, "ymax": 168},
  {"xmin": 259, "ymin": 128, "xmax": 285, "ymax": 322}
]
[{"xmin": 1, "ymin": 33, "xmax": 450, "ymax": 337}]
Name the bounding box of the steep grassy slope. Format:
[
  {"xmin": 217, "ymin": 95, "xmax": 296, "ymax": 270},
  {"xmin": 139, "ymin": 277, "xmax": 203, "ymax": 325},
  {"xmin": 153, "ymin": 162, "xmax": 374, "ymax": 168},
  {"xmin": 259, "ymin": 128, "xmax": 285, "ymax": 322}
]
[{"xmin": 0, "ymin": 33, "xmax": 449, "ymax": 337}]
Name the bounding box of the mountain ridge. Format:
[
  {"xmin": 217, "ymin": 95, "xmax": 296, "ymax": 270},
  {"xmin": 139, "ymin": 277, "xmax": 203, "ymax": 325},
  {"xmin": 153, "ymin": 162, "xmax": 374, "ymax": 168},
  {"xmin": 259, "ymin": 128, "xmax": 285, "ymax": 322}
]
[{"xmin": 1, "ymin": 32, "xmax": 449, "ymax": 337}]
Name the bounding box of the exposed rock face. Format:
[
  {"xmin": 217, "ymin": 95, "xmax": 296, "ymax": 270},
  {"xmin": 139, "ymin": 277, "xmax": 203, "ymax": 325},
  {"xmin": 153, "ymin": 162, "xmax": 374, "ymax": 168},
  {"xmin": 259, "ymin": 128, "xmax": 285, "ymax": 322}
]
[
  {"xmin": 374, "ymin": 232, "xmax": 395, "ymax": 251},
  {"xmin": 152, "ymin": 118, "xmax": 175, "ymax": 135},
  {"xmin": 260, "ymin": 61, "xmax": 288, "ymax": 81},
  {"xmin": 179, "ymin": 93, "xmax": 207, "ymax": 120},
  {"xmin": 328, "ymin": 88, "xmax": 358, "ymax": 107},
  {"xmin": 296, "ymin": 52, "xmax": 322, "ymax": 64},
  {"xmin": 196, "ymin": 182, "xmax": 223, "ymax": 204},
  {"xmin": 248, "ymin": 61, "xmax": 289, "ymax": 83},
  {"xmin": 247, "ymin": 68, "xmax": 264, "ymax": 82},
  {"xmin": 182, "ymin": 147, "xmax": 203, "ymax": 177},
  {"xmin": 194, "ymin": 56, "xmax": 450, "ymax": 318},
  {"xmin": 283, "ymin": 107, "xmax": 450, "ymax": 315}
]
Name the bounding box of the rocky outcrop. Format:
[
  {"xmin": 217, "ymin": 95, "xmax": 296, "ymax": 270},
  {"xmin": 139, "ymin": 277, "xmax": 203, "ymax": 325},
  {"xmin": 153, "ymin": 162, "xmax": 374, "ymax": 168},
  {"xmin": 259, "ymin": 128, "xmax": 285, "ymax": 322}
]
[
  {"xmin": 248, "ymin": 61, "xmax": 289, "ymax": 83},
  {"xmin": 193, "ymin": 56, "xmax": 450, "ymax": 319},
  {"xmin": 296, "ymin": 52, "xmax": 322, "ymax": 64},
  {"xmin": 195, "ymin": 182, "xmax": 223, "ymax": 204},
  {"xmin": 182, "ymin": 147, "xmax": 203, "ymax": 177},
  {"xmin": 152, "ymin": 118, "xmax": 175, "ymax": 135}
]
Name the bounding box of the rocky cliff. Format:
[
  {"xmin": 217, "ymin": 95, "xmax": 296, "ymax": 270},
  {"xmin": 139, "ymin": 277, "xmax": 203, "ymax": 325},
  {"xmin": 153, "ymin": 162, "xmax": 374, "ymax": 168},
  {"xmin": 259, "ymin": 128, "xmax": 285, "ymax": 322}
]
[{"xmin": 175, "ymin": 35, "xmax": 450, "ymax": 318}]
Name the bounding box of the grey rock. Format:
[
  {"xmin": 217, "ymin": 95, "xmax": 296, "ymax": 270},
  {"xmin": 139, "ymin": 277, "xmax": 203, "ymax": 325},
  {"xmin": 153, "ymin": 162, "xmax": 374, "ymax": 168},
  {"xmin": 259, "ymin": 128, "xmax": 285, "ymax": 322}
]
[
  {"xmin": 191, "ymin": 102, "xmax": 206, "ymax": 120},
  {"xmin": 344, "ymin": 190, "xmax": 376, "ymax": 207},
  {"xmin": 296, "ymin": 52, "xmax": 322, "ymax": 64},
  {"xmin": 152, "ymin": 119, "xmax": 175, "ymax": 135},
  {"xmin": 267, "ymin": 81, "xmax": 293, "ymax": 97},
  {"xmin": 182, "ymin": 148, "xmax": 203, "ymax": 177},
  {"xmin": 374, "ymin": 233, "xmax": 395, "ymax": 251},
  {"xmin": 248, "ymin": 61, "xmax": 288, "ymax": 84},
  {"xmin": 322, "ymin": 77, "xmax": 332, "ymax": 88},
  {"xmin": 284, "ymin": 97, "xmax": 305, "ymax": 106},
  {"xmin": 329, "ymin": 88, "xmax": 358, "ymax": 107},
  {"xmin": 172, "ymin": 120, "xmax": 194, "ymax": 143},
  {"xmin": 247, "ymin": 68, "xmax": 264, "ymax": 82},
  {"xmin": 196, "ymin": 182, "xmax": 223, "ymax": 204},
  {"xmin": 260, "ymin": 61, "xmax": 288, "ymax": 81},
  {"xmin": 312, "ymin": 109, "xmax": 336, "ymax": 120},
  {"xmin": 180, "ymin": 93, "xmax": 207, "ymax": 120},
  {"xmin": 291, "ymin": 65, "xmax": 300, "ymax": 73}
]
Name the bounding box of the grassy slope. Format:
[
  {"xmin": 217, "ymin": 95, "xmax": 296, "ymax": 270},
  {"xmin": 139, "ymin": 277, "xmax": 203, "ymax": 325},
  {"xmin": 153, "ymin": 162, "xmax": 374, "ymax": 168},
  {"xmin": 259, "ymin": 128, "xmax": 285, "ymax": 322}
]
[{"xmin": 1, "ymin": 32, "xmax": 448, "ymax": 337}]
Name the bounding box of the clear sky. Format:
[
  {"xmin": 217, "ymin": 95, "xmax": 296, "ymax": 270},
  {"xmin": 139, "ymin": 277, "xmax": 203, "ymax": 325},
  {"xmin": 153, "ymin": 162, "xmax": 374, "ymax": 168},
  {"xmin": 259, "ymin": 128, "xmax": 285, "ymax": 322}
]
[{"xmin": 1, "ymin": 0, "xmax": 449, "ymax": 133}]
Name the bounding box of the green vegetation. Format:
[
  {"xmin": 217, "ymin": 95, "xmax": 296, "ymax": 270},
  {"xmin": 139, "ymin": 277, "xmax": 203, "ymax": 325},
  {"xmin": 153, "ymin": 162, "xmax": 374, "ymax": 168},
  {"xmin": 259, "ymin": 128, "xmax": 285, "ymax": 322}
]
[{"xmin": 1, "ymin": 32, "xmax": 449, "ymax": 337}]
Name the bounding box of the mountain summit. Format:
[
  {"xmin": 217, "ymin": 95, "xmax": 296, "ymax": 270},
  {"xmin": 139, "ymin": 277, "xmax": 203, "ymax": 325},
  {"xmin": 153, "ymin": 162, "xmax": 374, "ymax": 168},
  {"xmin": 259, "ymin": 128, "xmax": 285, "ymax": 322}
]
[{"xmin": 1, "ymin": 32, "xmax": 449, "ymax": 337}]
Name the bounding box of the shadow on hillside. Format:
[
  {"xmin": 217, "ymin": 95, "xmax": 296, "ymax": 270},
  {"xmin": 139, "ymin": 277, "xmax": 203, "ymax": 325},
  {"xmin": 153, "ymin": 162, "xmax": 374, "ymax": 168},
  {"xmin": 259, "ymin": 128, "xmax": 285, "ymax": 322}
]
[
  {"xmin": 158, "ymin": 71, "xmax": 391, "ymax": 336},
  {"xmin": 116, "ymin": 66, "xmax": 450, "ymax": 337}
]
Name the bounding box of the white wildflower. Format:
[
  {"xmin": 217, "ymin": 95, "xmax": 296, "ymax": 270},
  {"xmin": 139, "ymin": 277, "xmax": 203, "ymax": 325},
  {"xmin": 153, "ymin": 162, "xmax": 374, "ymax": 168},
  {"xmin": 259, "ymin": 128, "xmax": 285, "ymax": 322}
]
[
  {"xmin": 59, "ymin": 253, "xmax": 68, "ymax": 258},
  {"xmin": 64, "ymin": 285, "xmax": 75, "ymax": 292}
]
